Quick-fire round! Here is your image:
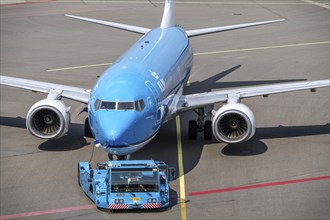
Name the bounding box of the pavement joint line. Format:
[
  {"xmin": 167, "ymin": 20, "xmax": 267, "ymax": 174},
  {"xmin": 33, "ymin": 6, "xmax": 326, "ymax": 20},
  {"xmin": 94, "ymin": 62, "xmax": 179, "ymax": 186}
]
[
  {"xmin": 46, "ymin": 41, "xmax": 329, "ymax": 72},
  {"xmin": 0, "ymin": 0, "xmax": 56, "ymax": 6},
  {"xmin": 194, "ymin": 41, "xmax": 330, "ymax": 56},
  {"xmin": 13, "ymin": 1, "xmax": 323, "ymax": 5},
  {"xmin": 0, "ymin": 205, "xmax": 96, "ymax": 220},
  {"xmin": 189, "ymin": 175, "xmax": 330, "ymax": 197},
  {"xmin": 47, "ymin": 62, "xmax": 112, "ymax": 72},
  {"xmin": 301, "ymin": 0, "xmax": 330, "ymax": 9},
  {"xmin": 176, "ymin": 116, "xmax": 187, "ymax": 220}
]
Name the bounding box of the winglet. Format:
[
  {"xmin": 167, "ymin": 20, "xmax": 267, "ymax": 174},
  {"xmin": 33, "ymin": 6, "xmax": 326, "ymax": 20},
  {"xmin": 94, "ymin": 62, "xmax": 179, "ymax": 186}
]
[{"xmin": 160, "ymin": 0, "xmax": 175, "ymax": 29}]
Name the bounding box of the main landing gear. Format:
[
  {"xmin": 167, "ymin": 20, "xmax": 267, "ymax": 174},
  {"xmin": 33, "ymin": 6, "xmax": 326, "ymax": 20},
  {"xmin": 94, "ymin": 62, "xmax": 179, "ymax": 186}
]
[{"xmin": 188, "ymin": 108, "xmax": 213, "ymax": 140}]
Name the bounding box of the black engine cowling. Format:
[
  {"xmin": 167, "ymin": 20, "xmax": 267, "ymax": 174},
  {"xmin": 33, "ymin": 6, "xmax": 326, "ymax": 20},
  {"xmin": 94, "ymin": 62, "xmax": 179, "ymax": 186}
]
[
  {"xmin": 26, "ymin": 99, "xmax": 70, "ymax": 139},
  {"xmin": 212, "ymin": 103, "xmax": 256, "ymax": 143}
]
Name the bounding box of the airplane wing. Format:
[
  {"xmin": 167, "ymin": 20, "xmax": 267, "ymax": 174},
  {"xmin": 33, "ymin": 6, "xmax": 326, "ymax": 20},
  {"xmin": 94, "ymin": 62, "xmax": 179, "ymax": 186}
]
[
  {"xmin": 65, "ymin": 14, "xmax": 151, "ymax": 35},
  {"xmin": 65, "ymin": 15, "xmax": 284, "ymax": 38},
  {"xmin": 0, "ymin": 75, "xmax": 90, "ymax": 104},
  {"xmin": 186, "ymin": 19, "xmax": 285, "ymax": 37},
  {"xmin": 176, "ymin": 79, "xmax": 330, "ymax": 112}
]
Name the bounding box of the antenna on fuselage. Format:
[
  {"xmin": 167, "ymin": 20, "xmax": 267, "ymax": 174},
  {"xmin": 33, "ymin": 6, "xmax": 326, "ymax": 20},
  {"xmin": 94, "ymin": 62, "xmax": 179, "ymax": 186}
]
[{"xmin": 160, "ymin": 0, "xmax": 175, "ymax": 29}]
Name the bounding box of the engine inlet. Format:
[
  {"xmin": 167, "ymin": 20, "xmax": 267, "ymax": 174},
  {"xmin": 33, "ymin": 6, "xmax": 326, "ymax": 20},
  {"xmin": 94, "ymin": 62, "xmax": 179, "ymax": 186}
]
[
  {"xmin": 32, "ymin": 109, "xmax": 61, "ymax": 135},
  {"xmin": 218, "ymin": 113, "xmax": 248, "ymax": 139}
]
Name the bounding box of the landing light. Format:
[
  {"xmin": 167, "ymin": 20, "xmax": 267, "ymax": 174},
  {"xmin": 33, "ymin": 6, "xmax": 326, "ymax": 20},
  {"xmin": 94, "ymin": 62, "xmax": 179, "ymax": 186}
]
[
  {"xmin": 115, "ymin": 199, "xmax": 124, "ymax": 204},
  {"xmin": 94, "ymin": 140, "xmax": 101, "ymax": 148},
  {"xmin": 148, "ymin": 198, "xmax": 157, "ymax": 203}
]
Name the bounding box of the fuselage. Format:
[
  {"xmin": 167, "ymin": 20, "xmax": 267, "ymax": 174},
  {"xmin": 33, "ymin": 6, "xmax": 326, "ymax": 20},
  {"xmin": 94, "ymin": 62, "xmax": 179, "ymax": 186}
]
[{"xmin": 88, "ymin": 26, "xmax": 193, "ymax": 156}]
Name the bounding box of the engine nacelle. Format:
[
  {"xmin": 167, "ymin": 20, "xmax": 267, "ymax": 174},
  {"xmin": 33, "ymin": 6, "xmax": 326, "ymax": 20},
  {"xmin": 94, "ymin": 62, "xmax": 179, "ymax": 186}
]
[
  {"xmin": 212, "ymin": 103, "xmax": 256, "ymax": 143},
  {"xmin": 26, "ymin": 99, "xmax": 70, "ymax": 139}
]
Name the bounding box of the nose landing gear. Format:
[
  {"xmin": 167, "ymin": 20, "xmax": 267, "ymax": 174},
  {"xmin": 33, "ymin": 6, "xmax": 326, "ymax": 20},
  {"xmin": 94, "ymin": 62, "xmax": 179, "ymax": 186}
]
[{"xmin": 108, "ymin": 154, "xmax": 131, "ymax": 160}]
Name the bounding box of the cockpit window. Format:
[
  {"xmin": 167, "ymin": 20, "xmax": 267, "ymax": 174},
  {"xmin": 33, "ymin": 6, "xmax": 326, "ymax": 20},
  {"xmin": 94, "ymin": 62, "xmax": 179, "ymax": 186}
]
[
  {"xmin": 135, "ymin": 99, "xmax": 145, "ymax": 112},
  {"xmin": 95, "ymin": 99, "xmax": 145, "ymax": 111},
  {"xmin": 100, "ymin": 101, "xmax": 116, "ymax": 110},
  {"xmin": 94, "ymin": 99, "xmax": 101, "ymax": 110},
  {"xmin": 117, "ymin": 102, "xmax": 135, "ymax": 110}
]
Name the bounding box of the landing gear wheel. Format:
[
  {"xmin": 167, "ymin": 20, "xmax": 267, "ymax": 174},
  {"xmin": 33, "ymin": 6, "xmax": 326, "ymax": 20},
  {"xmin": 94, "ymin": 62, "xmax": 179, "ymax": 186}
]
[
  {"xmin": 108, "ymin": 154, "xmax": 114, "ymax": 160},
  {"xmin": 203, "ymin": 120, "xmax": 213, "ymax": 140},
  {"xmin": 188, "ymin": 120, "xmax": 198, "ymax": 139},
  {"xmin": 84, "ymin": 118, "xmax": 93, "ymax": 138},
  {"xmin": 77, "ymin": 163, "xmax": 81, "ymax": 187},
  {"xmin": 117, "ymin": 154, "xmax": 131, "ymax": 160}
]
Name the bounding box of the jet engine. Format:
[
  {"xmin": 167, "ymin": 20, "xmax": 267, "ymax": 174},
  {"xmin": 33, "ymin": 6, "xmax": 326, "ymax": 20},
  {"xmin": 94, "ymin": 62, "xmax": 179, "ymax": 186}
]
[
  {"xmin": 212, "ymin": 103, "xmax": 255, "ymax": 143},
  {"xmin": 26, "ymin": 99, "xmax": 70, "ymax": 139}
]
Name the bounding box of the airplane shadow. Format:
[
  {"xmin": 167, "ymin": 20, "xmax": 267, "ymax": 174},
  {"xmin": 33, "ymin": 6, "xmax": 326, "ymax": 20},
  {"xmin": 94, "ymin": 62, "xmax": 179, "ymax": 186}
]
[
  {"xmin": 185, "ymin": 117, "xmax": 330, "ymax": 172},
  {"xmin": 221, "ymin": 124, "xmax": 330, "ymax": 156},
  {"xmin": 221, "ymin": 139, "xmax": 268, "ymax": 156},
  {"xmin": 133, "ymin": 65, "xmax": 328, "ymax": 180},
  {"xmin": 131, "ymin": 110, "xmax": 330, "ymax": 182},
  {"xmin": 184, "ymin": 65, "xmax": 306, "ymax": 95},
  {"xmin": 0, "ymin": 116, "xmax": 89, "ymax": 151}
]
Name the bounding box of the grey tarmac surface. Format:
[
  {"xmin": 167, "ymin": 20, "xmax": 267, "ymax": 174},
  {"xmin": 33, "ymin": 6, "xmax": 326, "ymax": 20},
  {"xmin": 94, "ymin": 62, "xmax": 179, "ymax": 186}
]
[{"xmin": 1, "ymin": 0, "xmax": 329, "ymax": 219}]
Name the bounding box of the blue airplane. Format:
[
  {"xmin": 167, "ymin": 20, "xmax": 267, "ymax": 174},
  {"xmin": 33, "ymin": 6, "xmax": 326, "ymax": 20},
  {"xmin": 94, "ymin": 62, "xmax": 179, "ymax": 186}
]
[{"xmin": 1, "ymin": 0, "xmax": 329, "ymax": 160}]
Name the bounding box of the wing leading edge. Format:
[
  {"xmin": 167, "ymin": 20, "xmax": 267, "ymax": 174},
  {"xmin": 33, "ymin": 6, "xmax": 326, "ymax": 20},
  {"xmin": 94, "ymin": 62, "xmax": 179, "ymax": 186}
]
[
  {"xmin": 176, "ymin": 79, "xmax": 330, "ymax": 112},
  {"xmin": 65, "ymin": 13, "xmax": 285, "ymax": 38},
  {"xmin": 65, "ymin": 14, "xmax": 151, "ymax": 35},
  {"xmin": 65, "ymin": 0, "xmax": 284, "ymax": 38},
  {"xmin": 186, "ymin": 19, "xmax": 285, "ymax": 37},
  {"xmin": 0, "ymin": 75, "xmax": 90, "ymax": 104}
]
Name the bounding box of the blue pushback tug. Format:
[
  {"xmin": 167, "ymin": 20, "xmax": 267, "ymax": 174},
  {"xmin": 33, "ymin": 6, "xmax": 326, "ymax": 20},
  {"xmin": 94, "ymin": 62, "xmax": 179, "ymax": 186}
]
[{"xmin": 78, "ymin": 160, "xmax": 176, "ymax": 210}]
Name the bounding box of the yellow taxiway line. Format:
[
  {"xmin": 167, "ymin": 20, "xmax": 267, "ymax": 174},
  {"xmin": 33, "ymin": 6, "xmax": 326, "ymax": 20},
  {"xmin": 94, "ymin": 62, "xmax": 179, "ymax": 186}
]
[{"xmin": 176, "ymin": 116, "xmax": 187, "ymax": 220}]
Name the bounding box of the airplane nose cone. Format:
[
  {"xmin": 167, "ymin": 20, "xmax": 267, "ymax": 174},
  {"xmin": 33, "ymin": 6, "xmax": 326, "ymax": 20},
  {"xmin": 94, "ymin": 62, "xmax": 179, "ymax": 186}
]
[
  {"xmin": 102, "ymin": 124, "xmax": 131, "ymax": 146},
  {"xmin": 97, "ymin": 111, "xmax": 136, "ymax": 146}
]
